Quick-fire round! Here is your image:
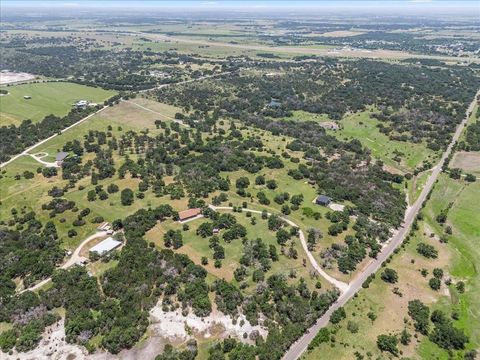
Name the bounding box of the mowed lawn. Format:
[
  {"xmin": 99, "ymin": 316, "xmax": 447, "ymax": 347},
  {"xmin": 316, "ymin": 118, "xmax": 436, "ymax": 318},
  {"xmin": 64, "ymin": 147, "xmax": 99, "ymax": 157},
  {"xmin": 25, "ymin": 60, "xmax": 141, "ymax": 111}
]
[{"xmin": 0, "ymin": 82, "xmax": 116, "ymax": 126}]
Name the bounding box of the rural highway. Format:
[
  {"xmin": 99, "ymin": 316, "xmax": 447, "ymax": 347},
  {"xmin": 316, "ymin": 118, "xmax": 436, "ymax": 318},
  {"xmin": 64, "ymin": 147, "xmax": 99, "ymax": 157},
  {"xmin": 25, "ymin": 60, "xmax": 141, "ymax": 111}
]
[
  {"xmin": 0, "ymin": 71, "xmax": 233, "ymax": 169},
  {"xmin": 0, "ymin": 106, "xmax": 108, "ymax": 169},
  {"xmin": 281, "ymin": 90, "xmax": 479, "ymax": 360},
  {"xmin": 19, "ymin": 230, "xmax": 108, "ymax": 294}
]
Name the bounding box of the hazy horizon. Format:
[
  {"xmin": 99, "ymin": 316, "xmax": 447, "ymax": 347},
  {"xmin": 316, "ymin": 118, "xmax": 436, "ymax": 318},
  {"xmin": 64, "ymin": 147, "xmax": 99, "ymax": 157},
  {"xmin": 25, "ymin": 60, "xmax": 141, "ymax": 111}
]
[{"xmin": 1, "ymin": 0, "xmax": 479, "ymax": 16}]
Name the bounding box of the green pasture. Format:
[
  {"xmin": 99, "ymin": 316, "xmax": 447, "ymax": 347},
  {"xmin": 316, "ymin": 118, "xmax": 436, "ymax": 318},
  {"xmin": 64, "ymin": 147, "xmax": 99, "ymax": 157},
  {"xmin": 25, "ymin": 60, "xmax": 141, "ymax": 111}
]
[
  {"xmin": 329, "ymin": 110, "xmax": 437, "ymax": 173},
  {"xmin": 0, "ymin": 81, "xmax": 116, "ymax": 126}
]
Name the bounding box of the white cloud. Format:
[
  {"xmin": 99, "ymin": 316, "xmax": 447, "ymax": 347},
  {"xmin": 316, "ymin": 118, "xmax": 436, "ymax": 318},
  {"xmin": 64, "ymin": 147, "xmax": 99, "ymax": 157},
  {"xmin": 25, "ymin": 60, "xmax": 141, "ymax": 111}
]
[{"xmin": 408, "ymin": 0, "xmax": 433, "ymax": 3}]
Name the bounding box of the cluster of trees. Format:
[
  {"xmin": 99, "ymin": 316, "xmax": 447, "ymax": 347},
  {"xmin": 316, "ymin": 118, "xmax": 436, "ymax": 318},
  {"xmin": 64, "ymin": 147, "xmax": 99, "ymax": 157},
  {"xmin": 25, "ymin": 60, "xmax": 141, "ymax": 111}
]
[
  {"xmin": 157, "ymin": 59, "xmax": 478, "ymax": 152},
  {"xmin": 0, "ymin": 215, "xmax": 64, "ymax": 290},
  {"xmin": 408, "ymin": 299, "xmax": 469, "ymax": 351},
  {"xmin": 0, "ymin": 105, "xmax": 101, "ymax": 163},
  {"xmin": 0, "ymin": 291, "xmax": 60, "ymax": 353},
  {"xmin": 417, "ymin": 242, "xmax": 438, "ymax": 259},
  {"xmin": 235, "ymin": 238, "xmax": 278, "ymax": 283},
  {"xmin": 0, "ymin": 34, "xmax": 231, "ymax": 91},
  {"xmin": 459, "ymin": 118, "xmax": 480, "ymax": 151},
  {"xmin": 322, "ymin": 213, "xmax": 391, "ymax": 274}
]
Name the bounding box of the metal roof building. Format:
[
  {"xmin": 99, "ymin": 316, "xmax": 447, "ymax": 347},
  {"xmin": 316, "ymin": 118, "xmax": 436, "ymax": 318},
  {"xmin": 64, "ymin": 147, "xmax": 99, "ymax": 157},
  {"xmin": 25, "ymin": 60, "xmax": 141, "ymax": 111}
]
[
  {"xmin": 90, "ymin": 237, "xmax": 122, "ymax": 255},
  {"xmin": 316, "ymin": 195, "xmax": 332, "ymax": 206},
  {"xmin": 55, "ymin": 151, "xmax": 69, "ymax": 162}
]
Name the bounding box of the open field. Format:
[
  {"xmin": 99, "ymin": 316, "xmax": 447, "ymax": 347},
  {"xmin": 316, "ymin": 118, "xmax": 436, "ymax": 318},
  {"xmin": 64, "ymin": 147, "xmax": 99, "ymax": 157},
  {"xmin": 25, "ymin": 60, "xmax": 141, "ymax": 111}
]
[
  {"xmin": 0, "ymin": 82, "xmax": 116, "ymax": 126},
  {"xmin": 302, "ymin": 174, "xmax": 480, "ymax": 360},
  {"xmin": 451, "ymin": 151, "xmax": 480, "ymax": 175},
  {"xmin": 329, "ymin": 110, "xmax": 437, "ymax": 172}
]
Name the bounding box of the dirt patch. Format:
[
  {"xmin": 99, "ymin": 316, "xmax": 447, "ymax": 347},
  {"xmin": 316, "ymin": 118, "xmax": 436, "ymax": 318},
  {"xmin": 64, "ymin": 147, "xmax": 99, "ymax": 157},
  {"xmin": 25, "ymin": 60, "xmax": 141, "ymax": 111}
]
[
  {"xmin": 318, "ymin": 121, "xmax": 339, "ymax": 130},
  {"xmin": 149, "ymin": 303, "xmax": 267, "ymax": 343},
  {"xmin": 383, "ymin": 164, "xmax": 404, "ymax": 175},
  {"xmin": 451, "ymin": 151, "xmax": 480, "ymax": 174},
  {"xmin": 0, "ymin": 71, "xmax": 36, "ymax": 84},
  {"xmin": 8, "ymin": 319, "xmax": 112, "ymax": 360}
]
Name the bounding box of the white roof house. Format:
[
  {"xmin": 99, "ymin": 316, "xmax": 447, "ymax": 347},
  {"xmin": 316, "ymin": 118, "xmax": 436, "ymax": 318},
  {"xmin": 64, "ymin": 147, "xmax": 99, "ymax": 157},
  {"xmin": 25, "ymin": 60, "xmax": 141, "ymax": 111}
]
[{"xmin": 90, "ymin": 237, "xmax": 122, "ymax": 255}]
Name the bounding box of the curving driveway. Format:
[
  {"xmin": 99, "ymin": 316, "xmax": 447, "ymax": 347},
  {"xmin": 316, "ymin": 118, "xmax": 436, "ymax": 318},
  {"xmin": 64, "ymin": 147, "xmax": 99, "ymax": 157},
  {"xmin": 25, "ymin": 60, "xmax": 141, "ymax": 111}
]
[
  {"xmin": 19, "ymin": 231, "xmax": 108, "ymax": 294},
  {"xmin": 208, "ymin": 205, "xmax": 349, "ymax": 292}
]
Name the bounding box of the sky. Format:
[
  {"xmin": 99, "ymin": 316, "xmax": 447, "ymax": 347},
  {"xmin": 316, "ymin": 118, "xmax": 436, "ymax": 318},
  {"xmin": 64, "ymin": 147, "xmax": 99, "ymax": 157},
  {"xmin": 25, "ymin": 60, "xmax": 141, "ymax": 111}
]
[{"xmin": 1, "ymin": 0, "xmax": 479, "ymax": 15}]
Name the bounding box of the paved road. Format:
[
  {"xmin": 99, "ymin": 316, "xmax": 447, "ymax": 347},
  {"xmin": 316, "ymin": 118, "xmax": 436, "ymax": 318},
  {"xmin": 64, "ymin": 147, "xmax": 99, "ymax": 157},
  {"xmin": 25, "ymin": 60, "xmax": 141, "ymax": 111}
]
[
  {"xmin": 0, "ymin": 106, "xmax": 108, "ymax": 169},
  {"xmin": 19, "ymin": 231, "xmax": 108, "ymax": 294},
  {"xmin": 281, "ymin": 90, "xmax": 479, "ymax": 360},
  {"xmin": 209, "ymin": 205, "xmax": 349, "ymax": 291}
]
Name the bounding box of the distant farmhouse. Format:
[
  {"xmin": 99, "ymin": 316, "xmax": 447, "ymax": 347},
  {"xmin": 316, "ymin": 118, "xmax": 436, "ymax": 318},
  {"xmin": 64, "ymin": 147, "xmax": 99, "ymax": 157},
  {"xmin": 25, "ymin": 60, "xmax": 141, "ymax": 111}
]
[
  {"xmin": 316, "ymin": 195, "xmax": 331, "ymax": 206},
  {"xmin": 267, "ymin": 98, "xmax": 281, "ymax": 108},
  {"xmin": 74, "ymin": 100, "xmax": 89, "ymax": 109},
  {"xmin": 178, "ymin": 208, "xmax": 201, "ymax": 222},
  {"xmin": 23, "ymin": 95, "xmax": 31, "ymax": 99}
]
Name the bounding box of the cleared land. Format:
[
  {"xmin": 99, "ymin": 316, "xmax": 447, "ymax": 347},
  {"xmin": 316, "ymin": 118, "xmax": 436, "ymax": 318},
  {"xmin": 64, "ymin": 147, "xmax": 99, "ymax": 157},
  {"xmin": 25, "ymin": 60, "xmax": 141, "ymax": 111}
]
[
  {"xmin": 0, "ymin": 71, "xmax": 36, "ymax": 84},
  {"xmin": 451, "ymin": 151, "xmax": 480, "ymax": 175},
  {"xmin": 0, "ymin": 81, "xmax": 116, "ymax": 126}
]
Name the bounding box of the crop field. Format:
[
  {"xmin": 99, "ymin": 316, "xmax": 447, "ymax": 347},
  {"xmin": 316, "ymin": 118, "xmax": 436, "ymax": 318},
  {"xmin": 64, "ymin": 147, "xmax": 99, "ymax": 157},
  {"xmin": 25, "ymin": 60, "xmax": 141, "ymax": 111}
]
[{"xmin": 0, "ymin": 81, "xmax": 116, "ymax": 126}]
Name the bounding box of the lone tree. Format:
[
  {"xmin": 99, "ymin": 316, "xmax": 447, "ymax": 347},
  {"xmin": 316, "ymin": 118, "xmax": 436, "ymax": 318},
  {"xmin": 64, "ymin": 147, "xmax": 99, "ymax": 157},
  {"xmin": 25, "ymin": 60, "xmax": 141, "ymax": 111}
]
[
  {"xmin": 381, "ymin": 268, "xmax": 398, "ymax": 284},
  {"xmin": 377, "ymin": 334, "xmax": 398, "ymax": 356},
  {"xmin": 330, "ymin": 307, "xmax": 346, "ymax": 324},
  {"xmin": 121, "ymin": 188, "xmax": 134, "ymax": 206}
]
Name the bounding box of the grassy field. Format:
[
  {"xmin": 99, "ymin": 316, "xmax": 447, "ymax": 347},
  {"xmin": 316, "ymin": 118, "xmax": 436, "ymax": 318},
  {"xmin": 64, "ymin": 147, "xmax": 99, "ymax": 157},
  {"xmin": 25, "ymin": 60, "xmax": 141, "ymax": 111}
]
[
  {"xmin": 450, "ymin": 151, "xmax": 480, "ymax": 176},
  {"xmin": 302, "ymin": 173, "xmax": 480, "ymax": 360},
  {"xmin": 0, "ymin": 99, "xmax": 185, "ymax": 249},
  {"xmin": 0, "ymin": 81, "xmax": 116, "ymax": 126},
  {"xmin": 145, "ymin": 209, "xmax": 327, "ymax": 293},
  {"xmin": 407, "ymin": 170, "xmax": 432, "ymax": 205},
  {"xmin": 329, "ymin": 110, "xmax": 437, "ymax": 173}
]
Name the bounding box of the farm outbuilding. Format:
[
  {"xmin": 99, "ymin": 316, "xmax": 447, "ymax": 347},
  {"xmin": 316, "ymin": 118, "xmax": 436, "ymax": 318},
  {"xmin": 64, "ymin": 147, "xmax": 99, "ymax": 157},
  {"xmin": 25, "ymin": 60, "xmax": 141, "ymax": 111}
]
[
  {"xmin": 316, "ymin": 195, "xmax": 331, "ymax": 206},
  {"xmin": 90, "ymin": 237, "xmax": 122, "ymax": 255},
  {"xmin": 178, "ymin": 208, "xmax": 201, "ymax": 222},
  {"xmin": 55, "ymin": 152, "xmax": 69, "ymax": 162}
]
